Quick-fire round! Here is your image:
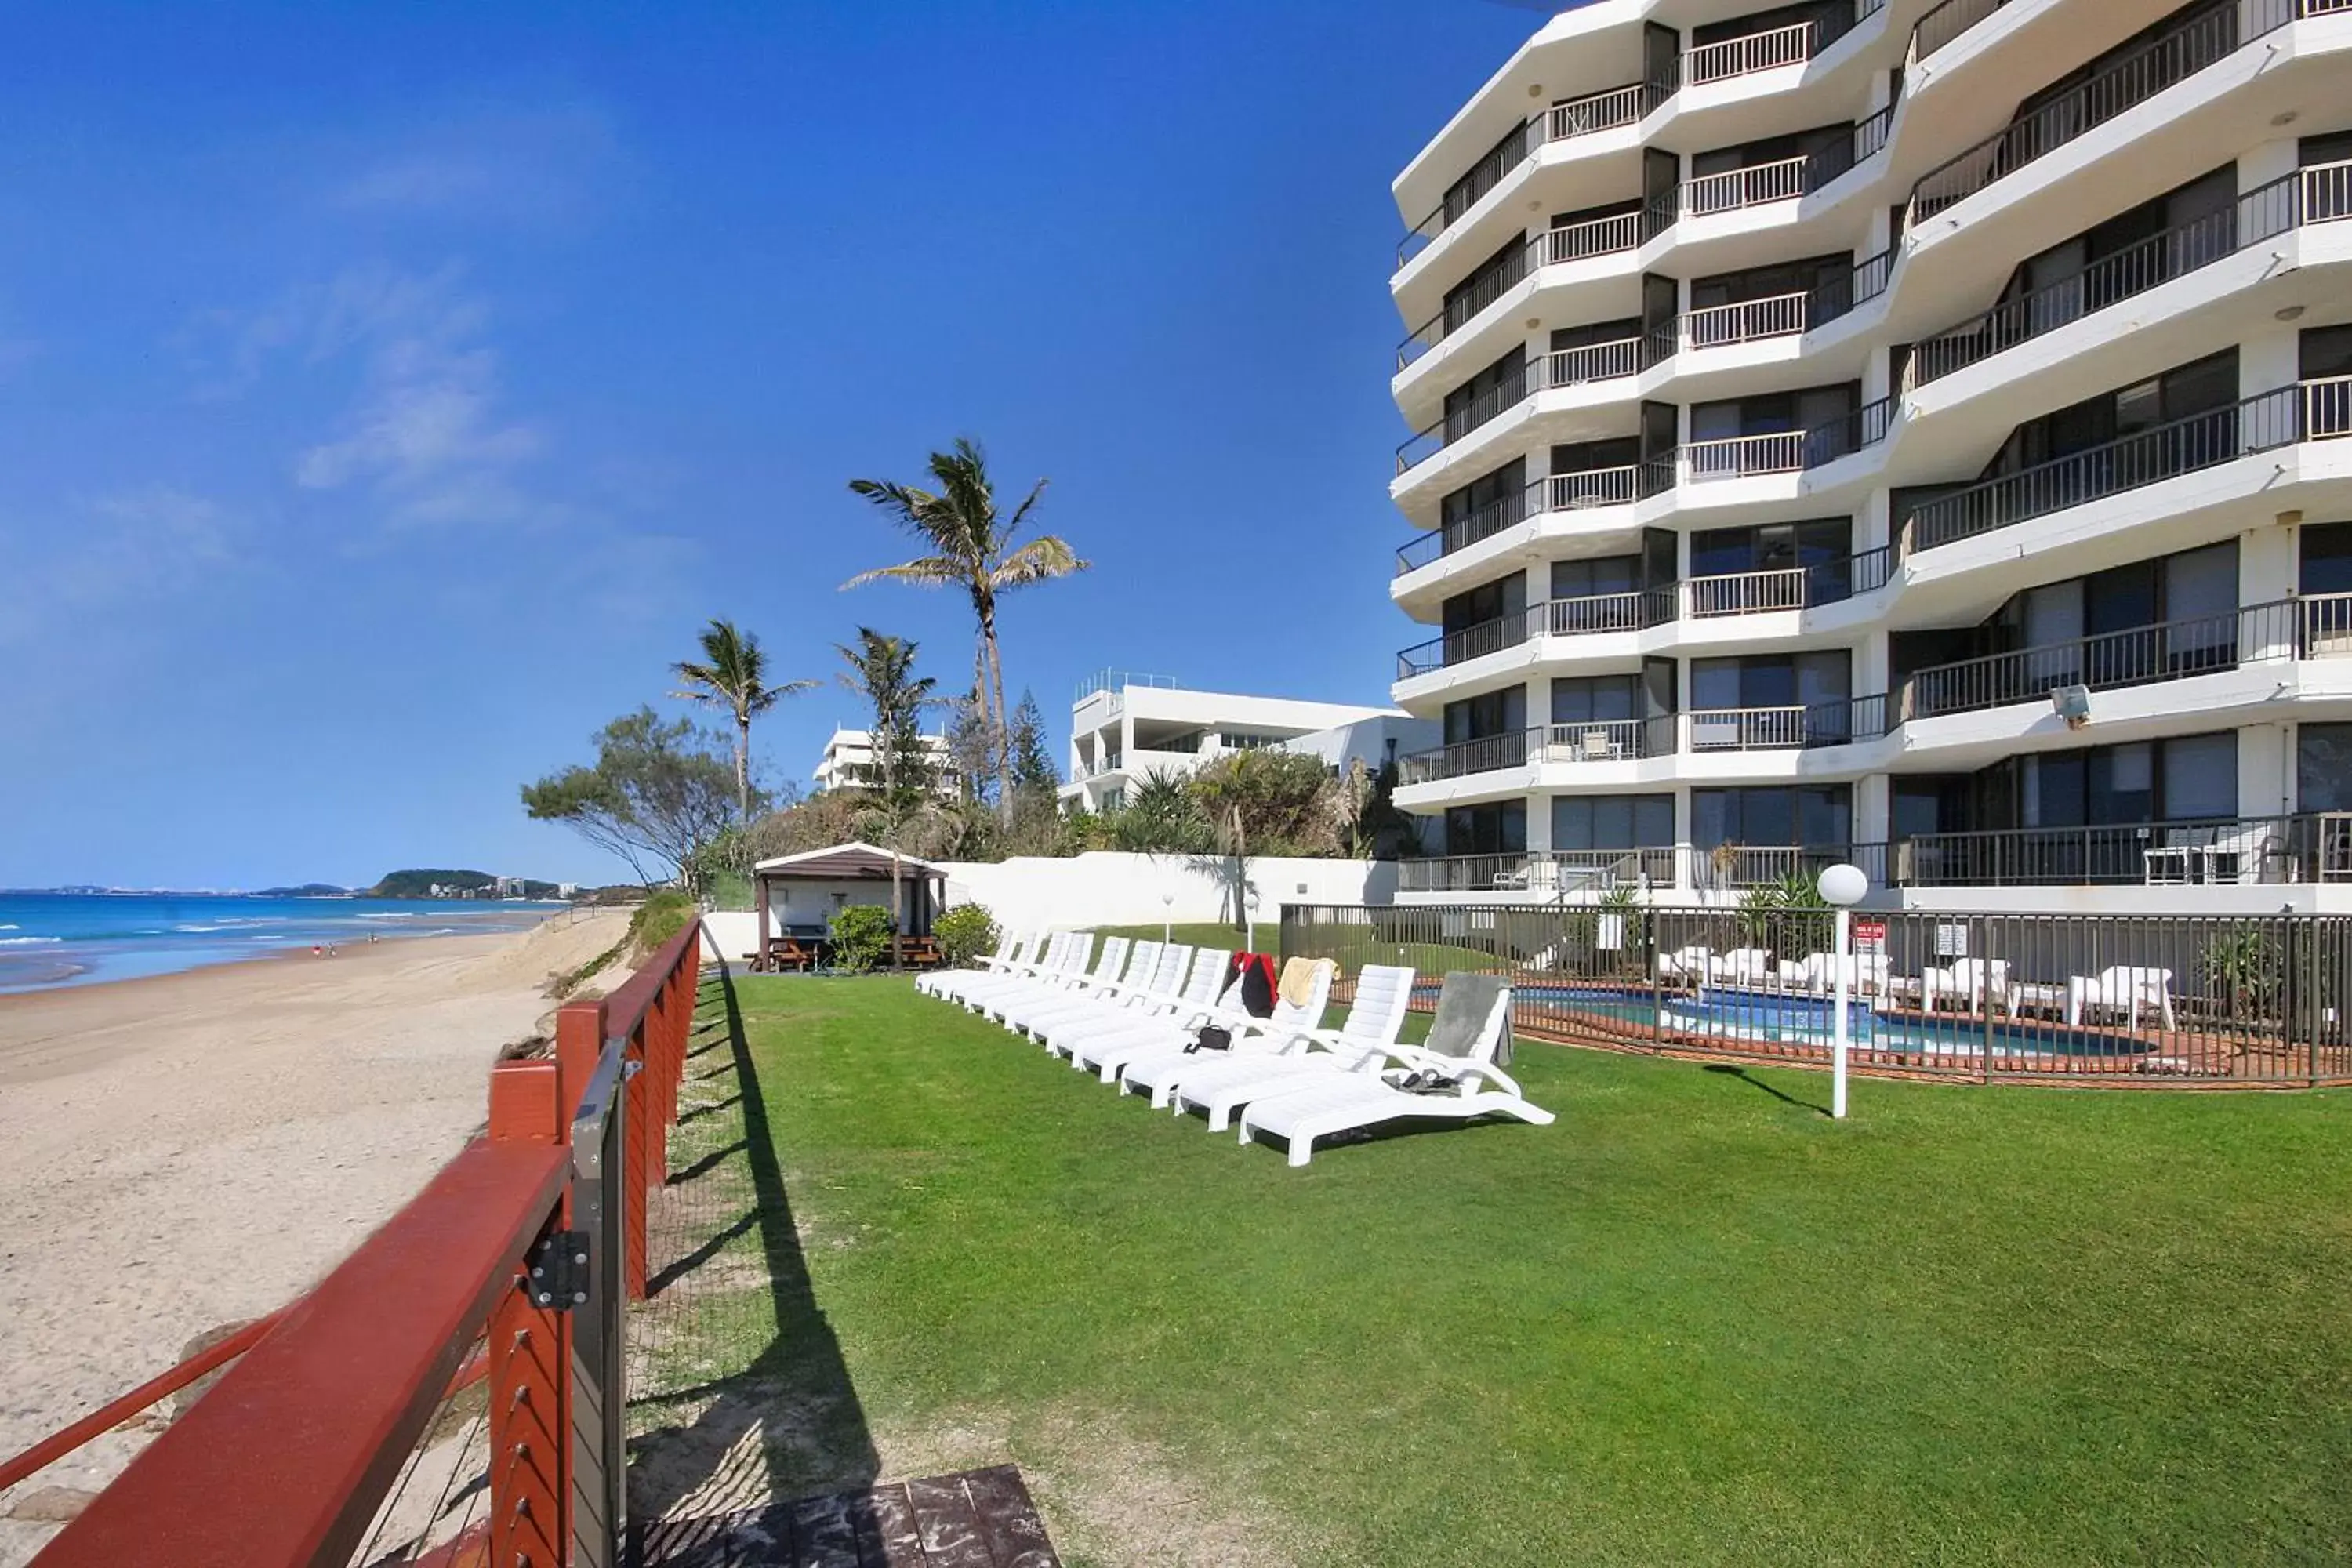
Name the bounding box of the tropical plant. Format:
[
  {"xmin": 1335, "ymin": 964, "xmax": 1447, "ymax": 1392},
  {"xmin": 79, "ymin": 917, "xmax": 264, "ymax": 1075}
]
[
  {"xmin": 521, "ymin": 708, "xmax": 742, "ymax": 894},
  {"xmin": 826, "ymin": 903, "xmax": 898, "ymax": 974},
  {"xmin": 2202, "ymin": 924, "xmax": 2282, "ymax": 1022},
  {"xmin": 1188, "ymin": 750, "xmax": 1348, "ymax": 930},
  {"xmin": 837, "ymin": 627, "xmax": 940, "ymax": 967},
  {"xmin": 670, "ymin": 619, "xmax": 815, "ymax": 822},
  {"xmin": 1112, "ymin": 768, "xmax": 1214, "ymax": 855},
  {"xmin": 845, "ymin": 440, "xmax": 1088, "ymax": 813},
  {"xmin": 935, "ymin": 903, "xmax": 1001, "ymax": 969},
  {"xmin": 626, "ymin": 890, "xmax": 699, "ymax": 958},
  {"xmin": 1736, "ymin": 869, "xmax": 1833, "ymax": 955}
]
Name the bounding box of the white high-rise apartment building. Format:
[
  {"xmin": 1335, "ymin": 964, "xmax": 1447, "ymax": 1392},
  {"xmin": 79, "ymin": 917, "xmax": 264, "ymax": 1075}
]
[{"xmin": 1385, "ymin": 0, "xmax": 2352, "ymax": 911}]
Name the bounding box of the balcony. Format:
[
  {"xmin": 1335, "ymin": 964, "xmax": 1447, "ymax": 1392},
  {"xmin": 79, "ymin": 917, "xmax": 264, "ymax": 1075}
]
[
  {"xmin": 1397, "ymin": 588, "xmax": 1678, "ymax": 677},
  {"xmin": 1901, "ymin": 379, "xmax": 2352, "ymax": 557},
  {"xmin": 1896, "ymin": 814, "xmax": 2352, "ymax": 887},
  {"xmin": 1903, "ymin": 0, "xmax": 2325, "ymax": 230},
  {"xmin": 1900, "ymin": 593, "xmax": 2352, "ymax": 723},
  {"xmin": 1399, "ymin": 719, "xmax": 1676, "ymax": 784},
  {"xmin": 1687, "ymin": 694, "xmax": 1889, "ymax": 752},
  {"xmin": 1688, "ymin": 548, "xmax": 1892, "ymax": 614},
  {"xmin": 1907, "ymin": 0, "xmax": 2008, "ymax": 66},
  {"xmin": 1684, "ymin": 396, "xmax": 1894, "ymax": 483},
  {"xmin": 1398, "ymin": 847, "xmax": 1677, "ymax": 895},
  {"xmin": 1908, "ymin": 162, "xmax": 2352, "ymax": 390}
]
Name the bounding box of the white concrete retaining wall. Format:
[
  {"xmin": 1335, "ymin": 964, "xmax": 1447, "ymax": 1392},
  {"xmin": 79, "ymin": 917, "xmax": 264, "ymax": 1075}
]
[{"xmin": 938, "ymin": 852, "xmax": 1396, "ymax": 935}]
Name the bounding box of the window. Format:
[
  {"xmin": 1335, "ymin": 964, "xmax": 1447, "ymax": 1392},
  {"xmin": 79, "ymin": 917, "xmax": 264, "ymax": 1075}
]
[
  {"xmin": 1551, "ymin": 317, "xmax": 1641, "ymax": 354},
  {"xmin": 1441, "ymin": 571, "xmax": 1525, "ymax": 634},
  {"xmin": 1550, "ymin": 436, "xmax": 1641, "ymax": 475},
  {"xmin": 1692, "ymin": 786, "xmax": 1851, "ymax": 847},
  {"xmin": 2299, "ymin": 724, "xmax": 2352, "ymax": 812},
  {"xmin": 2024, "ymin": 732, "xmax": 2237, "ymax": 825},
  {"xmin": 1550, "ymin": 556, "xmax": 1641, "ymax": 600},
  {"xmin": 2304, "ymin": 522, "xmax": 2352, "ymax": 596},
  {"xmin": 1441, "ymin": 459, "xmax": 1526, "ymax": 533},
  {"xmin": 2303, "ymin": 325, "xmax": 2352, "ymax": 383},
  {"xmin": 2162, "ymin": 732, "xmax": 2237, "ymax": 820},
  {"xmin": 1550, "ymin": 674, "xmax": 1642, "ymax": 724},
  {"xmin": 1553, "ymin": 794, "xmax": 1675, "ymax": 851},
  {"xmin": 1445, "ymin": 800, "xmax": 1526, "ymax": 856},
  {"xmin": 1444, "ymin": 684, "xmax": 1526, "ymax": 743},
  {"xmin": 1690, "ymin": 652, "xmax": 1850, "ymax": 710}
]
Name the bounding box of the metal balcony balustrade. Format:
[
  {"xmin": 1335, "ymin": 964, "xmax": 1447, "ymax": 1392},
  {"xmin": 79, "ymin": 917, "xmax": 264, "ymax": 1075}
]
[
  {"xmin": 1397, "ymin": 118, "xmax": 1896, "ymax": 372},
  {"xmin": 1896, "ymin": 812, "xmax": 2352, "ymax": 887},
  {"xmin": 1688, "ymin": 546, "xmax": 1891, "ymax": 614},
  {"xmin": 1397, "ymin": 847, "xmax": 1677, "ymax": 895},
  {"xmin": 1900, "ymin": 593, "xmax": 2352, "ymax": 722},
  {"xmin": 1903, "ymin": 379, "xmax": 2352, "ymax": 557},
  {"xmin": 1908, "ymin": 164, "xmax": 2352, "ymax": 390},
  {"xmin": 1687, "ymin": 841, "xmax": 1886, "ymax": 889},
  {"xmin": 1687, "ymin": 693, "xmax": 1889, "ymax": 751},
  {"xmin": 1903, "ymin": 0, "xmax": 2335, "ymax": 230},
  {"xmin": 1396, "ymin": 336, "xmax": 1660, "ymax": 469},
  {"xmin": 1393, "ymin": 0, "xmax": 1896, "ymax": 269},
  {"xmin": 1907, "ymin": 0, "xmax": 2009, "ymax": 66},
  {"xmin": 1685, "ymin": 395, "xmax": 1894, "ymax": 483},
  {"xmin": 1396, "ymin": 587, "xmax": 1678, "ymax": 677},
  {"xmin": 1398, "ymin": 717, "xmax": 1677, "ymax": 785}
]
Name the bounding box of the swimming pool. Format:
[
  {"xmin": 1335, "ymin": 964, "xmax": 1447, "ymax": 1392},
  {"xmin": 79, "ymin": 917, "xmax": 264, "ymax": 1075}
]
[{"xmin": 1509, "ymin": 985, "xmax": 2149, "ymax": 1062}]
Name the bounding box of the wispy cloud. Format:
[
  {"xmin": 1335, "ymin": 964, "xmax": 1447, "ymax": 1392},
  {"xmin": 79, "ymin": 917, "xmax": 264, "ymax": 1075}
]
[
  {"xmin": 0, "ymin": 487, "xmax": 243, "ymax": 648},
  {"xmin": 321, "ymin": 100, "xmax": 622, "ymax": 229}
]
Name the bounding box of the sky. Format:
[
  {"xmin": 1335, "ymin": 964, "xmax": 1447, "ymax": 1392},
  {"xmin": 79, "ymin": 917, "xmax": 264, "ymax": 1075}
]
[{"xmin": 0, "ymin": 0, "xmax": 1543, "ymax": 890}]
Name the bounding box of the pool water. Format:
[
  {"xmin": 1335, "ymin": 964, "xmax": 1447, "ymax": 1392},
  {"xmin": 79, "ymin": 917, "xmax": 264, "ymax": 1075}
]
[{"xmin": 1512, "ymin": 985, "xmax": 2147, "ymax": 1061}]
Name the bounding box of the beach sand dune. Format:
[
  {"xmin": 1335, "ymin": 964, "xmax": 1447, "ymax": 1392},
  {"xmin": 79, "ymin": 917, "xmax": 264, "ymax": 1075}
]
[{"xmin": 0, "ymin": 910, "xmax": 635, "ymax": 1559}]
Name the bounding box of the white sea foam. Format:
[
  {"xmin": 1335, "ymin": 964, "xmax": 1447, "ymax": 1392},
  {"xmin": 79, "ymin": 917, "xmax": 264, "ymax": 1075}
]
[{"xmin": 0, "ymin": 935, "xmax": 63, "ymax": 946}]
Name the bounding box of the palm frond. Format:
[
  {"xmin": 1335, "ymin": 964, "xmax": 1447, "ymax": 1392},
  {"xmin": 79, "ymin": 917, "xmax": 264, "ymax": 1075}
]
[
  {"xmin": 989, "ymin": 535, "xmax": 1089, "ymax": 592},
  {"xmin": 840, "ymin": 557, "xmax": 965, "ymax": 591}
]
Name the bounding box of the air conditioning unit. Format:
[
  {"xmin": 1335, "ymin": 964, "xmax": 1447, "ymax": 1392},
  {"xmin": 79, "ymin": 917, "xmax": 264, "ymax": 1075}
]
[{"xmin": 2052, "ymin": 684, "xmax": 2092, "ymax": 729}]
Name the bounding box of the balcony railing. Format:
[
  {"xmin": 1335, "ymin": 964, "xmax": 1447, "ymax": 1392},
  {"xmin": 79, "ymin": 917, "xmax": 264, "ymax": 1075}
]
[
  {"xmin": 1396, "ymin": 588, "xmax": 1677, "ymax": 677},
  {"xmin": 1902, "ymin": 379, "xmax": 2350, "ymax": 557},
  {"xmin": 1686, "ymin": 154, "xmax": 1810, "ymax": 216},
  {"xmin": 1909, "ymin": 163, "xmax": 2351, "ymax": 389},
  {"xmin": 1908, "ymin": 0, "xmax": 2009, "ymax": 65},
  {"xmin": 1904, "ymin": 0, "xmax": 2303, "ymax": 229},
  {"xmin": 1686, "ymin": 396, "xmax": 1894, "ymax": 483},
  {"xmin": 1687, "ymin": 693, "xmax": 1888, "ymax": 752},
  {"xmin": 1688, "ymin": 548, "xmax": 1893, "ymax": 615},
  {"xmin": 1900, "ymin": 593, "xmax": 2352, "ymax": 720},
  {"xmin": 1399, "ymin": 718, "xmax": 1676, "ymax": 784},
  {"xmin": 1897, "ymin": 813, "xmax": 2352, "ymax": 887},
  {"xmin": 1686, "ymin": 20, "xmax": 1817, "ymax": 85},
  {"xmin": 1399, "ymin": 209, "xmax": 1659, "ymax": 369},
  {"xmin": 1688, "ymin": 843, "xmax": 1882, "ymax": 890},
  {"xmin": 1398, "ymin": 847, "xmax": 1677, "ymax": 895},
  {"xmin": 1396, "ymin": 332, "xmax": 1662, "ymax": 470},
  {"xmin": 1396, "ymin": 81, "xmax": 1667, "ymax": 269}
]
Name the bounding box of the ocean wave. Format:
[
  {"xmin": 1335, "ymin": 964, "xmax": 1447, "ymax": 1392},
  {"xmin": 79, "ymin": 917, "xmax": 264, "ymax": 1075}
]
[
  {"xmin": 356, "ymin": 912, "xmax": 421, "ymax": 920},
  {"xmin": 0, "ymin": 935, "xmax": 63, "ymax": 946},
  {"xmin": 0, "ymin": 923, "xmax": 17, "ymax": 931},
  {"xmin": 172, "ymin": 917, "xmax": 289, "ymax": 933}
]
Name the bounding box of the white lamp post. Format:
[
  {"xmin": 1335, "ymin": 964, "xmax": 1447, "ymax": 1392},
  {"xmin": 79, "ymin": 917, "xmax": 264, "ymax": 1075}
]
[
  {"xmin": 1161, "ymin": 890, "xmax": 1174, "ymax": 946},
  {"xmin": 1245, "ymin": 887, "xmax": 1262, "ymax": 954},
  {"xmin": 1817, "ymin": 862, "xmax": 1870, "ymax": 1120}
]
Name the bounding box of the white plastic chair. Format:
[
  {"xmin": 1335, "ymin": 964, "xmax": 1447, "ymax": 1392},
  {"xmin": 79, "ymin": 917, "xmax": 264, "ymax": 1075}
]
[{"xmin": 2067, "ymin": 967, "xmax": 2176, "ymax": 1030}]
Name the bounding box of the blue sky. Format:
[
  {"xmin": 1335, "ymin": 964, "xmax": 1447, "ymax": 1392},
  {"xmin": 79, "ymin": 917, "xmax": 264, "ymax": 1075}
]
[{"xmin": 0, "ymin": 0, "xmax": 1537, "ymax": 889}]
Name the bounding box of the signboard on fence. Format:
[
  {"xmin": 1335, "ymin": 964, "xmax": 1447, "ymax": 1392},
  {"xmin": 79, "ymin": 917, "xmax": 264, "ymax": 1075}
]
[
  {"xmin": 1934, "ymin": 922, "xmax": 1969, "ymax": 958},
  {"xmin": 1853, "ymin": 917, "xmax": 1887, "ymax": 955}
]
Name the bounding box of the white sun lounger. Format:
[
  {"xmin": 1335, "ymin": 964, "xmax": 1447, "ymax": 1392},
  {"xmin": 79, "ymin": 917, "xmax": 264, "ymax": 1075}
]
[
  {"xmin": 1112, "ymin": 958, "xmax": 1338, "ymax": 1096},
  {"xmin": 1065, "ymin": 949, "xmax": 1236, "ymax": 1076},
  {"xmin": 1239, "ymin": 973, "xmax": 1551, "ymax": 1167},
  {"xmin": 1922, "ymin": 958, "xmax": 2016, "ymax": 1017},
  {"xmin": 2067, "ymin": 966, "xmax": 2176, "ymax": 1030},
  {"xmin": 962, "ymin": 932, "xmax": 1084, "ymax": 1015},
  {"xmin": 1657, "ymin": 945, "xmax": 1711, "ymax": 984},
  {"xmin": 1167, "ymin": 964, "xmax": 1418, "ymax": 1132},
  {"xmin": 994, "ymin": 937, "xmax": 1131, "ymax": 1033},
  {"xmin": 982, "ymin": 933, "xmax": 1095, "ymax": 1022},
  {"xmin": 920, "ymin": 927, "xmax": 1033, "ymax": 1000},
  {"xmin": 1033, "ymin": 943, "xmax": 1194, "ymax": 1054}
]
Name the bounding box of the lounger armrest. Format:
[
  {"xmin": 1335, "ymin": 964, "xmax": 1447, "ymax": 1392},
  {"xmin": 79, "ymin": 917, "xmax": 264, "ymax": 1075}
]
[{"xmin": 1443, "ymin": 1059, "xmax": 1527, "ymax": 1098}]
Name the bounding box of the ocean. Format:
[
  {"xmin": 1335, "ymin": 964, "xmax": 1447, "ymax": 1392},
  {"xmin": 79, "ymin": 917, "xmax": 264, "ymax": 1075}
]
[{"xmin": 0, "ymin": 891, "xmax": 572, "ymax": 992}]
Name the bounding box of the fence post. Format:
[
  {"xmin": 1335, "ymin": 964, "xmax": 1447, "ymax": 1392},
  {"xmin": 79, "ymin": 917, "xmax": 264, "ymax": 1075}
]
[
  {"xmin": 623, "ymin": 1011, "xmax": 651, "ymax": 1301},
  {"xmin": 485, "ymin": 1004, "xmax": 593, "ymax": 1568}
]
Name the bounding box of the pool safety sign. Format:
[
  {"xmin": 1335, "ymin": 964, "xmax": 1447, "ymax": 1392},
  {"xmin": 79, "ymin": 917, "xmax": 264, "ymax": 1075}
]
[
  {"xmin": 1853, "ymin": 917, "xmax": 1887, "ymax": 955},
  {"xmin": 1934, "ymin": 922, "xmax": 1969, "ymax": 958}
]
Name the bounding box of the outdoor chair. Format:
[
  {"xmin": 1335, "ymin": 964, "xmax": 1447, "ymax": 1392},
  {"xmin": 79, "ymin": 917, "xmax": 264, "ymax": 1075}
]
[
  {"xmin": 921, "ymin": 927, "xmax": 1034, "ymax": 1000},
  {"xmin": 1026, "ymin": 943, "xmax": 1192, "ymax": 1050},
  {"xmin": 1115, "ymin": 957, "xmax": 1340, "ymax": 1099},
  {"xmin": 2067, "ymin": 967, "xmax": 2177, "ymax": 1031},
  {"xmin": 1657, "ymin": 946, "xmax": 1711, "ymax": 985},
  {"xmin": 994, "ymin": 937, "xmax": 1131, "ymax": 1034},
  {"xmin": 1708, "ymin": 949, "xmax": 1774, "ymax": 987},
  {"xmin": 1237, "ymin": 974, "xmax": 1553, "ymax": 1167},
  {"xmin": 980, "ymin": 932, "xmax": 1096, "ymax": 1021},
  {"xmin": 1167, "ymin": 964, "xmax": 1418, "ymax": 1132}
]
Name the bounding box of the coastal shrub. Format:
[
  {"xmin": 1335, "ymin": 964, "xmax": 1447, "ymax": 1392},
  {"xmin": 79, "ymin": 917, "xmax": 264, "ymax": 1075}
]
[
  {"xmin": 828, "ymin": 903, "xmax": 898, "ymax": 974},
  {"xmin": 629, "ymin": 890, "xmax": 698, "ymax": 958},
  {"xmin": 935, "ymin": 903, "xmax": 1000, "ymax": 969}
]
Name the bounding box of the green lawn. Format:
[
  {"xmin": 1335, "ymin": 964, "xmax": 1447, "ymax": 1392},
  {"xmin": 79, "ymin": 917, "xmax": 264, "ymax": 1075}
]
[{"xmin": 637, "ymin": 971, "xmax": 2352, "ymax": 1566}]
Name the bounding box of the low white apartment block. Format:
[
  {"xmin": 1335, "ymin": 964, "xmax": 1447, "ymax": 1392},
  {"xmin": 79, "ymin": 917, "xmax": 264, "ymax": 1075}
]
[
  {"xmin": 1059, "ymin": 671, "xmax": 1436, "ymax": 813},
  {"xmin": 811, "ymin": 726, "xmax": 954, "ymax": 797},
  {"xmin": 1385, "ymin": 0, "xmax": 2352, "ymax": 912}
]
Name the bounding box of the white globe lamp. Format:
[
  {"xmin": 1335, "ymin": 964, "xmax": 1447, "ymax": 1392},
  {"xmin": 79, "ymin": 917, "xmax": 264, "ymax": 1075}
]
[{"xmin": 1816, "ymin": 862, "xmax": 1870, "ymax": 1120}]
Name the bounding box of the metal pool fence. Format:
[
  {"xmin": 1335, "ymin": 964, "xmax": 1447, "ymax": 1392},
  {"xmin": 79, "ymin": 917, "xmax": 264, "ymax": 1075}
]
[{"xmin": 1279, "ymin": 904, "xmax": 2352, "ymax": 1088}]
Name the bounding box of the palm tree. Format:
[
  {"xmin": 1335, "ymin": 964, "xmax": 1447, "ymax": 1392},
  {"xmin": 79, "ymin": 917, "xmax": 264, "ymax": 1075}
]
[
  {"xmin": 836, "ymin": 628, "xmax": 938, "ymax": 969},
  {"xmin": 844, "ymin": 437, "xmax": 1087, "ymax": 814},
  {"xmin": 670, "ymin": 619, "xmax": 815, "ymax": 822}
]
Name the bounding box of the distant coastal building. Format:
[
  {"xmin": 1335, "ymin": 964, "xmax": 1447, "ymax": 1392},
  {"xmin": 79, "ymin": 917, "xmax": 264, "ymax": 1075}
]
[
  {"xmin": 1058, "ymin": 670, "xmax": 1437, "ymax": 814},
  {"xmin": 811, "ymin": 726, "xmax": 955, "ymax": 797}
]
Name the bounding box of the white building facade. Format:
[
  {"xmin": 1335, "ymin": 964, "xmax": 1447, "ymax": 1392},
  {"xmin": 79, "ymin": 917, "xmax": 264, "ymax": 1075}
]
[
  {"xmin": 1060, "ymin": 672, "xmax": 1437, "ymax": 813},
  {"xmin": 811, "ymin": 726, "xmax": 953, "ymax": 797},
  {"xmin": 1385, "ymin": 0, "xmax": 2352, "ymax": 911}
]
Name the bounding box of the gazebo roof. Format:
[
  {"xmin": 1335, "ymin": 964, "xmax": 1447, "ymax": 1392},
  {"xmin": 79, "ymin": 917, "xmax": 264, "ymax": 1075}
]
[{"xmin": 751, "ymin": 841, "xmax": 949, "ymax": 880}]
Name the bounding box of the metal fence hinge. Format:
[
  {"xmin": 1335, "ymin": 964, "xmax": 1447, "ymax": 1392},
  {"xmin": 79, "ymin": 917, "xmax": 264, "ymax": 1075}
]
[{"xmin": 523, "ymin": 1230, "xmax": 592, "ymax": 1311}]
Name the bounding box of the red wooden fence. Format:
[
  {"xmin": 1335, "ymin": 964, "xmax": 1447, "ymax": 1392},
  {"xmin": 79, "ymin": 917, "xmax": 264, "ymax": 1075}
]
[{"xmin": 11, "ymin": 917, "xmax": 705, "ymax": 1566}]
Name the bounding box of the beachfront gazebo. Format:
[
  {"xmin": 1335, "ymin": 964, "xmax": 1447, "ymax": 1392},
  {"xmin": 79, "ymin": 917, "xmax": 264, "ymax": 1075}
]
[{"xmin": 750, "ymin": 841, "xmax": 950, "ymax": 969}]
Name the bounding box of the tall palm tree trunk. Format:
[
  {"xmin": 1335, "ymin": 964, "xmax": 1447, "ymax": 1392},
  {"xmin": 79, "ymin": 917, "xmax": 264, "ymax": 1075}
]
[
  {"xmin": 981, "ymin": 612, "xmax": 1012, "ymax": 820},
  {"xmin": 735, "ymin": 713, "xmax": 753, "ymax": 822}
]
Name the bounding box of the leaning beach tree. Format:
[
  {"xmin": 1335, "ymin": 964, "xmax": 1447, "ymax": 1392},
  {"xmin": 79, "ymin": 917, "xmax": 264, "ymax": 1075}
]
[
  {"xmin": 521, "ymin": 708, "xmax": 742, "ymax": 895},
  {"xmin": 844, "ymin": 438, "xmax": 1087, "ymax": 814},
  {"xmin": 670, "ymin": 618, "xmax": 815, "ymax": 822},
  {"xmin": 836, "ymin": 627, "xmax": 940, "ymax": 967},
  {"xmin": 1188, "ymin": 750, "xmax": 1348, "ymax": 931}
]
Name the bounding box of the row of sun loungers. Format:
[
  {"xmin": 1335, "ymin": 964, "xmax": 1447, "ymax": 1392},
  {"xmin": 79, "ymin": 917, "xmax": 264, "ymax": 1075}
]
[
  {"xmin": 920, "ymin": 930, "xmax": 1554, "ymax": 1166},
  {"xmin": 1653, "ymin": 945, "xmax": 2178, "ymax": 1028}
]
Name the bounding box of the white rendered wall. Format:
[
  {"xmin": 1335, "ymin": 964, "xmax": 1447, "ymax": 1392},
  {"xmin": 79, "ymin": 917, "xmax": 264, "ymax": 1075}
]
[{"xmin": 938, "ymin": 852, "xmax": 1399, "ymax": 934}]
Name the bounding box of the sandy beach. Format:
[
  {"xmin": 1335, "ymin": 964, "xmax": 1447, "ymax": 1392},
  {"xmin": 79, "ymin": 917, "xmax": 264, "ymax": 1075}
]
[{"xmin": 0, "ymin": 911, "xmax": 635, "ymax": 1557}]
